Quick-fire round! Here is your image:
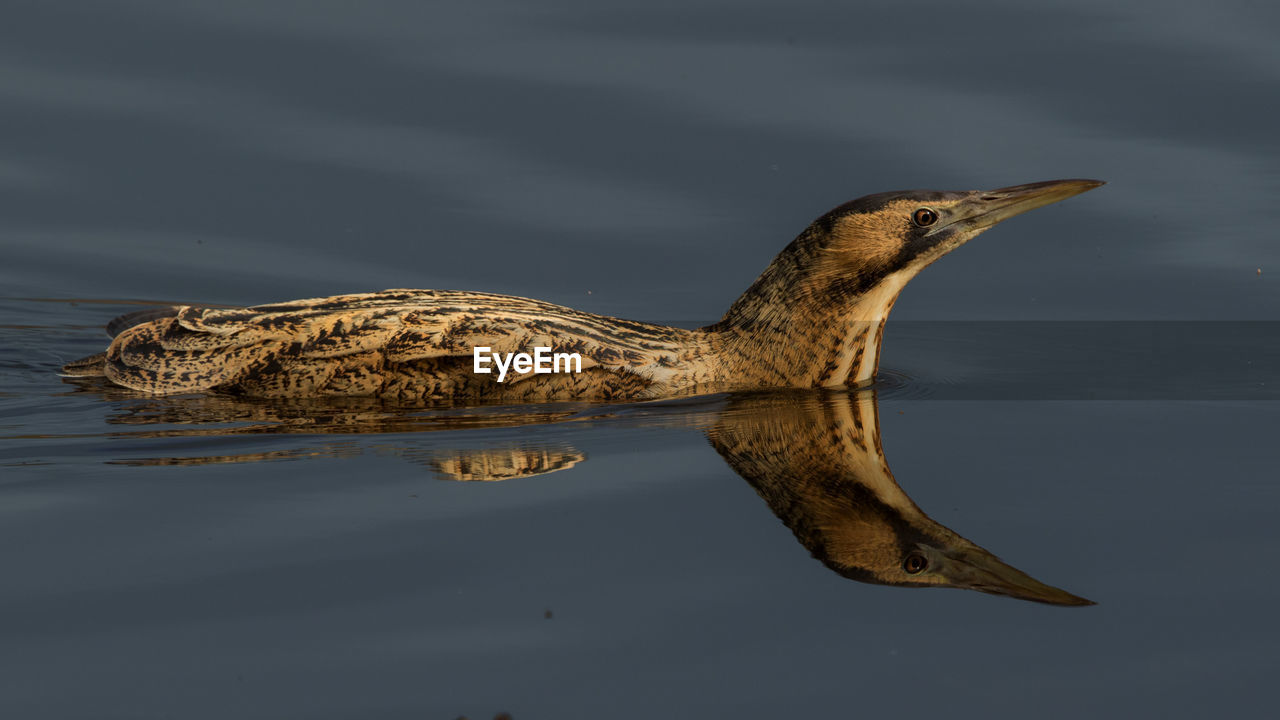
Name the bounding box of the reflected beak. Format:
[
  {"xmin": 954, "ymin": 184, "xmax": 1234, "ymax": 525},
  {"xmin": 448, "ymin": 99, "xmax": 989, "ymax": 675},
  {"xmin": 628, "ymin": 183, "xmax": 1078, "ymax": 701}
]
[
  {"xmin": 940, "ymin": 546, "xmax": 1095, "ymax": 606},
  {"xmin": 937, "ymin": 179, "xmax": 1105, "ymax": 235}
]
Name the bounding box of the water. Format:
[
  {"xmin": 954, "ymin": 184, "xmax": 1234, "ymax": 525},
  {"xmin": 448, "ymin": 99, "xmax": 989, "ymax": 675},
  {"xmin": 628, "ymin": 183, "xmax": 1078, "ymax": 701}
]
[{"xmin": 1, "ymin": 0, "xmax": 1278, "ymax": 717}]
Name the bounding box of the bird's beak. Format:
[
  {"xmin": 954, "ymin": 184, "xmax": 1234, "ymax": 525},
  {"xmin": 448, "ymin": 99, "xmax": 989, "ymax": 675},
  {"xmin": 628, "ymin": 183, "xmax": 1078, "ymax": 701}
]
[
  {"xmin": 937, "ymin": 545, "xmax": 1095, "ymax": 606},
  {"xmin": 935, "ymin": 178, "xmax": 1105, "ymax": 235}
]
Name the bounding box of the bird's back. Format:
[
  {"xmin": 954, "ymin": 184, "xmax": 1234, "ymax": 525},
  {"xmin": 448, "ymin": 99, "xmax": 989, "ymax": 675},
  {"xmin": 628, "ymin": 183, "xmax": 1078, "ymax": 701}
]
[{"xmin": 65, "ymin": 289, "xmax": 710, "ymax": 401}]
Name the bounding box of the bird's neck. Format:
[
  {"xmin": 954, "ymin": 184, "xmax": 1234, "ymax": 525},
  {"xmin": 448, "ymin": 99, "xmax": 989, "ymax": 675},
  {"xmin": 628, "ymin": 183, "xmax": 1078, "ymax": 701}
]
[{"xmin": 704, "ymin": 228, "xmax": 914, "ymax": 388}]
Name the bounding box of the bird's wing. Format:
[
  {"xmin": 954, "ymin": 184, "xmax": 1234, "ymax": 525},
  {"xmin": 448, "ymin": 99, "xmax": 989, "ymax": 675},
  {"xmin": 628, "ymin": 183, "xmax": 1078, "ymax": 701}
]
[
  {"xmin": 104, "ymin": 289, "xmax": 691, "ymax": 395},
  {"xmin": 106, "ymin": 307, "xmax": 182, "ymax": 338}
]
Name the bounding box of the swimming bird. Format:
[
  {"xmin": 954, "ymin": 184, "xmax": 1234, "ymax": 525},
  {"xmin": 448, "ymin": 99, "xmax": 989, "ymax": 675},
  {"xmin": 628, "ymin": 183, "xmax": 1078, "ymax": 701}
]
[{"xmin": 62, "ymin": 179, "xmax": 1102, "ymax": 401}]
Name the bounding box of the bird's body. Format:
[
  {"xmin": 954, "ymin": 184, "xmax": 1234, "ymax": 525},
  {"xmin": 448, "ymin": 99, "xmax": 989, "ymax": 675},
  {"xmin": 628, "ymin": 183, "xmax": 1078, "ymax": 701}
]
[
  {"xmin": 77, "ymin": 289, "xmax": 717, "ymax": 401},
  {"xmin": 63, "ymin": 179, "xmax": 1102, "ymax": 400}
]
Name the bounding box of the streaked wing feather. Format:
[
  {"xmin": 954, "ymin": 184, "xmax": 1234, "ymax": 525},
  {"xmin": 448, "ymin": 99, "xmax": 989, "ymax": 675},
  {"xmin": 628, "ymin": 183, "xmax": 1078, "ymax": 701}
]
[
  {"xmin": 101, "ymin": 290, "xmax": 691, "ymax": 396},
  {"xmin": 106, "ymin": 307, "xmax": 181, "ymax": 338}
]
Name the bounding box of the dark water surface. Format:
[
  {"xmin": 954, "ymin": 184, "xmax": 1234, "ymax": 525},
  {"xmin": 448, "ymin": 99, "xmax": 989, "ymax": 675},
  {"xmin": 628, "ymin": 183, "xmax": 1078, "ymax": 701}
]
[{"xmin": 2, "ymin": 1, "xmax": 1278, "ymax": 718}]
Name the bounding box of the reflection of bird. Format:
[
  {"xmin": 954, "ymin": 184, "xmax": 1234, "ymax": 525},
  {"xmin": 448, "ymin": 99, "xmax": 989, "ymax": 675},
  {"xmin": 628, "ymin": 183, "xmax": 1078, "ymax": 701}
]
[
  {"xmin": 64, "ymin": 379, "xmax": 1092, "ymax": 604},
  {"xmin": 63, "ymin": 180, "xmax": 1101, "ymax": 401},
  {"xmin": 424, "ymin": 447, "xmax": 586, "ymax": 481},
  {"xmin": 708, "ymin": 391, "xmax": 1092, "ymax": 605}
]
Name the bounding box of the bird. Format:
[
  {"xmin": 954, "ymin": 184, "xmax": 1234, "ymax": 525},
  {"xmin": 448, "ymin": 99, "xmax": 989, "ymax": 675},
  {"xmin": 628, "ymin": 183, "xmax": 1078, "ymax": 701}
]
[{"xmin": 62, "ymin": 179, "xmax": 1103, "ymax": 402}]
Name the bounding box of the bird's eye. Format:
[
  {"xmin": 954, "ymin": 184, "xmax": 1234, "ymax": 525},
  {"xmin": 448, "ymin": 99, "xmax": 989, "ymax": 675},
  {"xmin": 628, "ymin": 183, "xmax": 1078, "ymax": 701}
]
[
  {"xmin": 903, "ymin": 552, "xmax": 929, "ymax": 574},
  {"xmin": 912, "ymin": 208, "xmax": 939, "ymax": 227}
]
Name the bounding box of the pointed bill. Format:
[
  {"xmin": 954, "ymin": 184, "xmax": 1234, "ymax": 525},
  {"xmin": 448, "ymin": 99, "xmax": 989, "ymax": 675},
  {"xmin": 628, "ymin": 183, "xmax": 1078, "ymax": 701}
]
[
  {"xmin": 941, "ymin": 545, "xmax": 1095, "ymax": 606},
  {"xmin": 933, "ymin": 178, "xmax": 1105, "ymax": 235}
]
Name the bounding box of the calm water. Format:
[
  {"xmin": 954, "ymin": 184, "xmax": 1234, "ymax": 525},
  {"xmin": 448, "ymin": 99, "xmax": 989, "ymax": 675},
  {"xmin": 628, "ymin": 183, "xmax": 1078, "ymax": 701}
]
[{"xmin": 2, "ymin": 1, "xmax": 1279, "ymax": 718}]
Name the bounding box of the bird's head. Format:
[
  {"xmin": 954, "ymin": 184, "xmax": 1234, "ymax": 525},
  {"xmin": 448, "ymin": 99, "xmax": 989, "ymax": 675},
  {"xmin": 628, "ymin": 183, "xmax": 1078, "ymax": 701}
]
[
  {"xmin": 810, "ymin": 179, "xmax": 1105, "ymax": 294},
  {"xmin": 712, "ymin": 178, "xmax": 1105, "ymax": 386},
  {"xmin": 715, "ymin": 178, "xmax": 1104, "ymax": 344}
]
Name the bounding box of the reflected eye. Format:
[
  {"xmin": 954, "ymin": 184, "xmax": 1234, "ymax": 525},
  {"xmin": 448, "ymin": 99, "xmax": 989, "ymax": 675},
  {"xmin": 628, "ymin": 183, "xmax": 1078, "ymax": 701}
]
[
  {"xmin": 912, "ymin": 208, "xmax": 939, "ymax": 227},
  {"xmin": 903, "ymin": 552, "xmax": 929, "ymax": 574}
]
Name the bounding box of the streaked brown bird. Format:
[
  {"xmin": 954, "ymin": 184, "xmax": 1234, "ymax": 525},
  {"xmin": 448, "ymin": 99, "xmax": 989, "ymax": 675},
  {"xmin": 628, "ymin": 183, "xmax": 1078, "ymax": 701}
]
[{"xmin": 63, "ymin": 179, "xmax": 1102, "ymax": 401}]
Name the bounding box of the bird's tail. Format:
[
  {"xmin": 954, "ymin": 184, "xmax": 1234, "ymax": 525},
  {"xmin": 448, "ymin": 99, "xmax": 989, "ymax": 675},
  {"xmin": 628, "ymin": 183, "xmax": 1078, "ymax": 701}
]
[
  {"xmin": 60, "ymin": 305, "xmax": 182, "ymax": 378},
  {"xmin": 60, "ymin": 352, "xmax": 108, "ymax": 377}
]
